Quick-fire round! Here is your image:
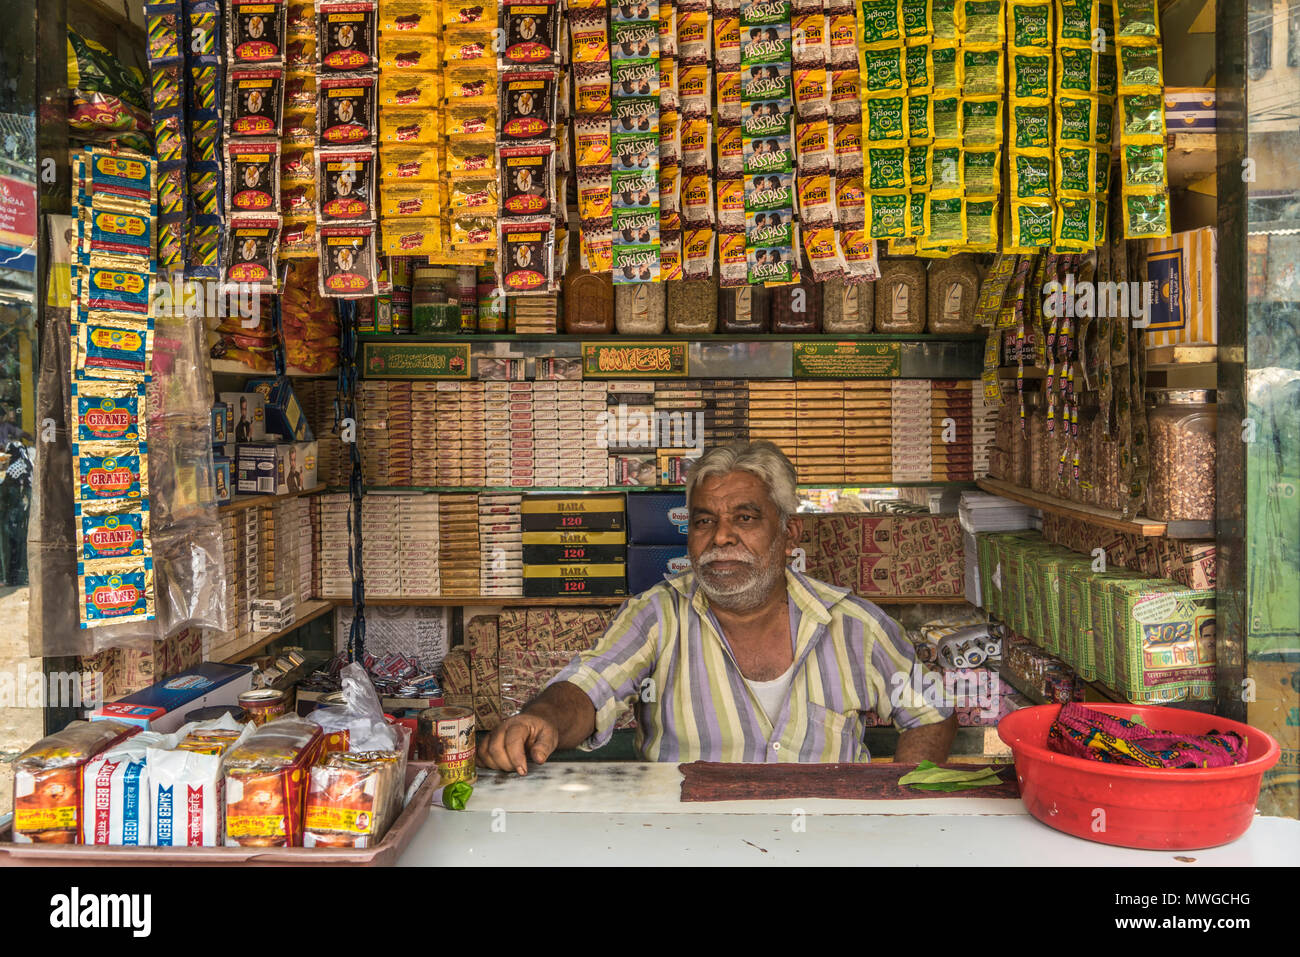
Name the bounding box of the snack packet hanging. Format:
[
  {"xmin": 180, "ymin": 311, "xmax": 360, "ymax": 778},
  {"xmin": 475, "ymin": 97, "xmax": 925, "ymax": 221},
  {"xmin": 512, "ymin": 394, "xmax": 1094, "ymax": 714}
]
[
  {"xmin": 317, "ymin": 148, "xmax": 376, "ymax": 221},
  {"xmin": 79, "ymin": 559, "xmax": 155, "ymax": 628},
  {"xmin": 319, "ymin": 223, "xmax": 379, "ymax": 297},
  {"xmin": 865, "ymin": 190, "xmax": 909, "ymax": 238},
  {"xmin": 74, "ymin": 446, "xmax": 148, "ymax": 504},
  {"xmin": 227, "ymin": 139, "xmax": 280, "ymax": 214},
  {"xmin": 224, "ymin": 216, "xmax": 281, "ymax": 289},
  {"xmin": 228, "ymin": 0, "xmax": 288, "ymax": 66},
  {"xmin": 865, "ymin": 142, "xmax": 908, "ymax": 190},
  {"xmin": 1011, "ymin": 99, "xmax": 1051, "ymax": 149},
  {"xmin": 318, "ymin": 75, "xmax": 377, "ymax": 145},
  {"xmin": 501, "ymin": 143, "xmax": 556, "ymax": 216},
  {"xmin": 1123, "ymin": 191, "xmax": 1172, "ymax": 238},
  {"xmin": 501, "ymin": 0, "xmax": 562, "ymax": 65},
  {"xmin": 76, "ymin": 501, "xmax": 151, "ymax": 563},
  {"xmin": 228, "ymin": 68, "xmax": 285, "ymax": 137},
  {"xmin": 930, "ymin": 43, "xmax": 961, "ymax": 92},
  {"xmin": 964, "ymin": 194, "xmax": 999, "ymax": 249},
  {"xmin": 78, "ymin": 266, "xmax": 154, "ymax": 322},
  {"xmin": 500, "ymin": 69, "xmax": 560, "ymax": 141},
  {"xmin": 502, "ymin": 219, "xmax": 558, "ymax": 290},
  {"xmin": 1010, "ymin": 200, "xmax": 1053, "ymax": 247},
  {"xmin": 317, "ymin": 0, "xmax": 378, "ymax": 73},
  {"xmin": 72, "ymin": 381, "xmax": 147, "ymax": 445}
]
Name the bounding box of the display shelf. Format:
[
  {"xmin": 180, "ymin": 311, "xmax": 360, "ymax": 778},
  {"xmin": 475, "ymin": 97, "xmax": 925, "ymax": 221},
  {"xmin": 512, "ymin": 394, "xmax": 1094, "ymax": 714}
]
[
  {"xmin": 220, "ymin": 599, "xmax": 336, "ymax": 664},
  {"xmin": 998, "ymin": 665, "xmax": 1049, "ymax": 706},
  {"xmin": 357, "ymin": 332, "xmax": 988, "ymax": 343},
  {"xmin": 211, "ymin": 359, "xmax": 338, "ymax": 378},
  {"xmin": 358, "ymin": 595, "xmax": 630, "ymax": 607},
  {"xmin": 977, "ymin": 477, "xmax": 1168, "ymax": 536},
  {"xmin": 363, "ymin": 482, "xmax": 979, "ymax": 494},
  {"xmin": 218, "ymin": 485, "xmax": 330, "ymax": 514}
]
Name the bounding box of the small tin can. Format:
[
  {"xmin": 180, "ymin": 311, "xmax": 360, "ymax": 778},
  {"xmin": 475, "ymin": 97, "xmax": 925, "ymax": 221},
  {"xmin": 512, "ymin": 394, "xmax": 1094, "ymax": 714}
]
[
  {"xmin": 417, "ymin": 706, "xmax": 476, "ymax": 786},
  {"xmin": 238, "ymin": 688, "xmax": 289, "ymax": 726}
]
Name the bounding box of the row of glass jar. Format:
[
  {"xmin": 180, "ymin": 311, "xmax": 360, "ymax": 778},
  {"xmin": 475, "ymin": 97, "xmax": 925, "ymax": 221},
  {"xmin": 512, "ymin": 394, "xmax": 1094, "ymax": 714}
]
[
  {"xmin": 995, "ymin": 390, "xmax": 1217, "ymax": 523},
  {"xmin": 560, "ymin": 256, "xmax": 986, "ymax": 335}
]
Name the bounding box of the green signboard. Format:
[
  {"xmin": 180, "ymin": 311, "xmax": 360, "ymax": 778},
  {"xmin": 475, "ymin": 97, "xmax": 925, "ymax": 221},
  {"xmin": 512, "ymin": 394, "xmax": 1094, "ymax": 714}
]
[
  {"xmin": 361, "ymin": 342, "xmax": 472, "ymax": 379},
  {"xmin": 582, "ymin": 341, "xmax": 689, "ymax": 377},
  {"xmin": 792, "ymin": 341, "xmax": 902, "ymax": 378}
]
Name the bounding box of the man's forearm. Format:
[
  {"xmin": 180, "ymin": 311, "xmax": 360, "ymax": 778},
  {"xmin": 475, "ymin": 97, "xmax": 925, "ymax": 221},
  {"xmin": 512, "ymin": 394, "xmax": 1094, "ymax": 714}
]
[
  {"xmin": 522, "ymin": 681, "xmax": 598, "ymax": 751},
  {"xmin": 894, "ymin": 714, "xmax": 958, "ymax": 764}
]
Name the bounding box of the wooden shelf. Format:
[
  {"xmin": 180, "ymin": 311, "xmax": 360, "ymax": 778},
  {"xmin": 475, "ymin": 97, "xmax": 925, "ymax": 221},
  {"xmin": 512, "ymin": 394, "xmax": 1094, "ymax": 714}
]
[
  {"xmin": 1144, "ymin": 344, "xmax": 1217, "ymax": 369},
  {"xmin": 218, "ymin": 485, "xmax": 331, "ymax": 514},
  {"xmin": 977, "ymin": 477, "xmax": 1170, "ymax": 536},
  {"xmin": 358, "ymin": 595, "xmax": 629, "ymax": 606},
  {"xmin": 221, "ymin": 599, "xmax": 336, "ymax": 664},
  {"xmin": 363, "ymin": 482, "xmax": 977, "ymax": 494},
  {"xmin": 357, "ymin": 333, "xmax": 987, "ymax": 343}
]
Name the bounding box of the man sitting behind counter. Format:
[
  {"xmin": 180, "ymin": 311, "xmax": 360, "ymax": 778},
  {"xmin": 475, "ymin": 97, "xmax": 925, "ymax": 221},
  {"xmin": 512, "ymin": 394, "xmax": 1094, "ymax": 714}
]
[{"xmin": 478, "ymin": 440, "xmax": 958, "ymax": 774}]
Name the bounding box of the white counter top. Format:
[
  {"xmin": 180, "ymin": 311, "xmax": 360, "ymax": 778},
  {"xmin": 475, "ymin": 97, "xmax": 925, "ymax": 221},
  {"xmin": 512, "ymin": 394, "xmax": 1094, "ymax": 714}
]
[{"xmin": 396, "ymin": 764, "xmax": 1300, "ymax": 866}]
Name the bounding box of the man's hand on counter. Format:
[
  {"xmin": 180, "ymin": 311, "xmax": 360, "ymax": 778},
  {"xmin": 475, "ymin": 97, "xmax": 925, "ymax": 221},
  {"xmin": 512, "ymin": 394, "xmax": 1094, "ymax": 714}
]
[
  {"xmin": 893, "ymin": 714, "xmax": 959, "ymax": 765},
  {"xmin": 477, "ymin": 681, "xmax": 598, "ymax": 775}
]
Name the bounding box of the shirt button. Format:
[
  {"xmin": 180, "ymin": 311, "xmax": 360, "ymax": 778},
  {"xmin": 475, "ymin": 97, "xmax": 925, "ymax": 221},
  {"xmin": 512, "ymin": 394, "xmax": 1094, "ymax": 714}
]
[{"xmin": 772, "ymin": 743, "xmax": 781, "ymax": 752}]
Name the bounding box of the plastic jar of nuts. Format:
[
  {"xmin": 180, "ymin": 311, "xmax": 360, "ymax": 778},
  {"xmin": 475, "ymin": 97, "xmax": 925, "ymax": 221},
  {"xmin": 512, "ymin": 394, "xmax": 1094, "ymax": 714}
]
[
  {"xmin": 666, "ymin": 276, "xmax": 719, "ymax": 333},
  {"xmin": 615, "ymin": 282, "xmax": 667, "ymax": 334},
  {"xmin": 822, "ymin": 276, "xmax": 875, "ymax": 333},
  {"xmin": 1147, "ymin": 389, "xmax": 1217, "ymax": 522},
  {"xmin": 874, "ymin": 259, "xmax": 927, "ymax": 333}
]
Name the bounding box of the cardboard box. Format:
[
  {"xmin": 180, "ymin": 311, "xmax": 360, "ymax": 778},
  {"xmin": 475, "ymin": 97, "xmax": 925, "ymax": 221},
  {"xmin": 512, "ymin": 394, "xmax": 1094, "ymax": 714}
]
[
  {"xmin": 1146, "ymin": 227, "xmax": 1218, "ymax": 348},
  {"xmin": 221, "ymin": 391, "xmax": 268, "ymax": 443},
  {"xmin": 248, "ymin": 377, "xmax": 313, "ymax": 442},
  {"xmin": 105, "ymin": 662, "xmax": 254, "ymax": 733}
]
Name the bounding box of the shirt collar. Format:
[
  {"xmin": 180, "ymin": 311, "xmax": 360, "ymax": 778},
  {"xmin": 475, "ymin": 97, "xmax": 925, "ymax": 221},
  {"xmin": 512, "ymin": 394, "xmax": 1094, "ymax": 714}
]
[{"xmin": 664, "ymin": 566, "xmax": 850, "ymax": 625}]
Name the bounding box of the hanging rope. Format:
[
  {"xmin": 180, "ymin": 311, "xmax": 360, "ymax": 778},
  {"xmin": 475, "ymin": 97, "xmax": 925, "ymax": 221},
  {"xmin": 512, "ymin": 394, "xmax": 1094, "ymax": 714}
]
[{"xmin": 336, "ymin": 298, "xmax": 366, "ymax": 663}]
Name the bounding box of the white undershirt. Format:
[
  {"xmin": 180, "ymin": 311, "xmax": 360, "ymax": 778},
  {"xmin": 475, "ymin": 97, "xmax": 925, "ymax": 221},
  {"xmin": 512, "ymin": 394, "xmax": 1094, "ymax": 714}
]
[{"xmin": 744, "ymin": 659, "xmax": 798, "ymax": 724}]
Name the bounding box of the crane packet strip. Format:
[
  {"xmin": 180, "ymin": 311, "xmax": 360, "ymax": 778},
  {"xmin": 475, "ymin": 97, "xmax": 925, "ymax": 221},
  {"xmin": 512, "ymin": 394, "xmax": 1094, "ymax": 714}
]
[{"xmin": 78, "ymin": 558, "xmax": 155, "ymax": 627}]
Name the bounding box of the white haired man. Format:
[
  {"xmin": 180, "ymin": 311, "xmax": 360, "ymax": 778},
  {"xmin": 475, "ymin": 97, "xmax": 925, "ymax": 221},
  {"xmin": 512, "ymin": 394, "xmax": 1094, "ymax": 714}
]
[{"xmin": 478, "ymin": 440, "xmax": 958, "ymax": 773}]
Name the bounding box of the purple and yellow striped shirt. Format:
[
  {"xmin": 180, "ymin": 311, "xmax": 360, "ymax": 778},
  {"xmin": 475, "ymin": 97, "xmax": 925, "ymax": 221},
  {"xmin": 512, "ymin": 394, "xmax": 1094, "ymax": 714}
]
[{"xmin": 546, "ymin": 568, "xmax": 952, "ymax": 763}]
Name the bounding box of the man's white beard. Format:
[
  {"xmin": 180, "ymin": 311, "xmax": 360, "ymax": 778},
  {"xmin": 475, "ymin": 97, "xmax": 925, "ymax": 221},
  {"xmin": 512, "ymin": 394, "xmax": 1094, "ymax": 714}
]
[{"xmin": 696, "ymin": 536, "xmax": 787, "ymax": 613}]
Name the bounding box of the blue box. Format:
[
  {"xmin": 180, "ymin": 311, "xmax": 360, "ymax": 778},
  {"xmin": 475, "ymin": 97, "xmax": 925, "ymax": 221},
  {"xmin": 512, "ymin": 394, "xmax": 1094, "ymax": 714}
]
[
  {"xmin": 107, "ymin": 663, "xmax": 254, "ymax": 733},
  {"xmin": 212, "ymin": 403, "xmax": 231, "ymax": 444},
  {"xmin": 213, "ymin": 455, "xmax": 233, "ymax": 505},
  {"xmin": 248, "ymin": 376, "xmax": 313, "ymax": 442},
  {"xmin": 628, "ymin": 545, "xmax": 691, "ymax": 593},
  {"xmin": 627, "ymin": 492, "xmax": 690, "ymax": 544}
]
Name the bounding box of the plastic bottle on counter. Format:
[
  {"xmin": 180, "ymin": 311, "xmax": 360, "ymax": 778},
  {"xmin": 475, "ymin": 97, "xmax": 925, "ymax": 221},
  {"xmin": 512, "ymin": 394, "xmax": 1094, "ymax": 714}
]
[
  {"xmin": 562, "ymin": 267, "xmax": 614, "ymax": 334},
  {"xmin": 926, "ymin": 254, "xmax": 981, "ymax": 333},
  {"xmin": 614, "ymin": 282, "xmax": 667, "ymax": 334},
  {"xmin": 822, "ymin": 275, "xmax": 875, "ymax": 333},
  {"xmin": 873, "ymin": 258, "xmax": 927, "ymax": 333},
  {"xmin": 666, "ymin": 276, "xmax": 719, "ymax": 333},
  {"xmin": 718, "ymin": 284, "xmax": 770, "ymax": 333},
  {"xmin": 769, "ymin": 275, "xmax": 822, "ymax": 333}
]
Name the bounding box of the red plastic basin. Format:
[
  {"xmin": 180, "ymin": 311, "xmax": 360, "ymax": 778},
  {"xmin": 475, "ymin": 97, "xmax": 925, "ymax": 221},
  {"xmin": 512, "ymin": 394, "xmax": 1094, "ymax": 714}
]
[{"xmin": 996, "ymin": 704, "xmax": 1281, "ymax": 851}]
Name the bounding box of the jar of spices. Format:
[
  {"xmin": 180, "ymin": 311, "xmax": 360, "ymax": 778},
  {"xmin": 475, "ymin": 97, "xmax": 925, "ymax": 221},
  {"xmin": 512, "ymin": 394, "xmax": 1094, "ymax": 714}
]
[
  {"xmin": 1147, "ymin": 390, "xmax": 1217, "ymax": 522},
  {"xmin": 411, "ymin": 268, "xmax": 461, "ymax": 334},
  {"xmin": 874, "ymin": 259, "xmax": 927, "ymax": 333},
  {"xmin": 562, "ymin": 266, "xmax": 614, "ymax": 334},
  {"xmin": 667, "ymin": 276, "xmax": 719, "ymax": 333},
  {"xmin": 769, "ymin": 275, "xmax": 822, "ymax": 333},
  {"xmin": 926, "ymin": 254, "xmax": 981, "ymax": 333},
  {"xmin": 615, "ymin": 282, "xmax": 667, "ymax": 334},
  {"xmin": 718, "ymin": 284, "xmax": 770, "ymax": 332},
  {"xmin": 822, "ymin": 276, "xmax": 875, "ymax": 333}
]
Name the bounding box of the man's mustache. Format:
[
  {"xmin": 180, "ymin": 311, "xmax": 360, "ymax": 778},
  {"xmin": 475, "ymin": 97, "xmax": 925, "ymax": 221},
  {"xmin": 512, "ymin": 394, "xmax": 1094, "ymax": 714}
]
[{"xmin": 699, "ymin": 548, "xmax": 758, "ymax": 566}]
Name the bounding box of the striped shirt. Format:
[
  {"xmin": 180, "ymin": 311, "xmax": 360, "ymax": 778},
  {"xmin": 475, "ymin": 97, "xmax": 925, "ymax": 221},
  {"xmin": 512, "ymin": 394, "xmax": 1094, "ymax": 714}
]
[{"xmin": 546, "ymin": 568, "xmax": 952, "ymax": 763}]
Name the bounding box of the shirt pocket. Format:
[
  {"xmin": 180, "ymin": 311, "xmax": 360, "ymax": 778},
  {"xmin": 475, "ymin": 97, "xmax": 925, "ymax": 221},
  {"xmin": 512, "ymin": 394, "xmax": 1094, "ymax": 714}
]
[{"xmin": 802, "ymin": 699, "xmax": 862, "ymax": 762}]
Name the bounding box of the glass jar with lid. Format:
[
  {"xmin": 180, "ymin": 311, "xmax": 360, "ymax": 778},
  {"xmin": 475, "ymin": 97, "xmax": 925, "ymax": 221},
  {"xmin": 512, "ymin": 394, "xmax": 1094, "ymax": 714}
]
[
  {"xmin": 822, "ymin": 276, "xmax": 875, "ymax": 333},
  {"xmin": 411, "ymin": 267, "xmax": 461, "ymax": 334},
  {"xmin": 926, "ymin": 254, "xmax": 981, "ymax": 333},
  {"xmin": 1146, "ymin": 389, "xmax": 1217, "ymax": 522},
  {"xmin": 614, "ymin": 282, "xmax": 667, "ymax": 334},
  {"xmin": 666, "ymin": 276, "xmax": 719, "ymax": 333},
  {"xmin": 874, "ymin": 259, "xmax": 927, "ymax": 333},
  {"xmin": 562, "ymin": 267, "xmax": 614, "ymax": 334},
  {"xmin": 769, "ymin": 275, "xmax": 822, "ymax": 333},
  {"xmin": 718, "ymin": 284, "xmax": 770, "ymax": 333}
]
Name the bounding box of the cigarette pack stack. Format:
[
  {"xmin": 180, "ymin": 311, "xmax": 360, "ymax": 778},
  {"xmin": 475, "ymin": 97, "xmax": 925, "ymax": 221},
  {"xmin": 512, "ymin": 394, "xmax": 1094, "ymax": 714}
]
[
  {"xmin": 438, "ymin": 494, "xmax": 480, "ymax": 596},
  {"xmin": 930, "ymin": 380, "xmax": 974, "ymax": 482},
  {"xmin": 479, "ymin": 494, "xmax": 523, "ymax": 597},
  {"xmin": 653, "ymin": 383, "xmax": 706, "ymax": 469},
  {"xmin": 240, "ymin": 508, "xmax": 261, "ymax": 621},
  {"xmin": 891, "ymin": 380, "xmax": 932, "ymax": 482},
  {"xmin": 844, "ymin": 381, "xmax": 893, "ymax": 483},
  {"xmin": 312, "ymin": 492, "xmax": 353, "ymax": 600},
  {"xmin": 702, "ymin": 379, "xmax": 748, "ymax": 446},
  {"xmin": 970, "ymin": 381, "xmax": 998, "ymax": 478},
  {"xmin": 260, "ymin": 498, "xmax": 312, "ymax": 613},
  {"xmin": 605, "ymin": 381, "xmax": 657, "ymax": 486},
  {"xmin": 385, "ymin": 382, "xmax": 414, "ymax": 488},
  {"xmin": 509, "ymin": 296, "xmax": 559, "ymax": 333},
  {"xmin": 359, "ymin": 381, "xmax": 395, "ymax": 486},
  {"xmin": 435, "ymin": 382, "xmax": 464, "ymax": 487},
  {"xmin": 361, "ymin": 494, "xmax": 404, "ymax": 599},
  {"xmin": 581, "ymin": 382, "xmax": 610, "ymax": 487},
  {"xmin": 796, "ymin": 381, "xmax": 846, "ymax": 485},
  {"xmin": 532, "ymin": 381, "xmax": 587, "ymax": 487},
  {"xmin": 410, "ymin": 382, "xmax": 439, "ymax": 487},
  {"xmin": 522, "ymin": 494, "xmax": 628, "ymax": 598},
  {"xmin": 459, "ymin": 381, "xmax": 488, "ymax": 487},
  {"xmin": 296, "ymin": 380, "xmax": 349, "ymax": 487},
  {"xmin": 396, "ymin": 493, "xmax": 441, "ymax": 598},
  {"xmin": 204, "ymin": 513, "xmax": 247, "ymax": 661},
  {"xmin": 747, "ymin": 381, "xmax": 797, "ymax": 463},
  {"xmin": 484, "ymin": 381, "xmax": 533, "ymax": 488}
]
